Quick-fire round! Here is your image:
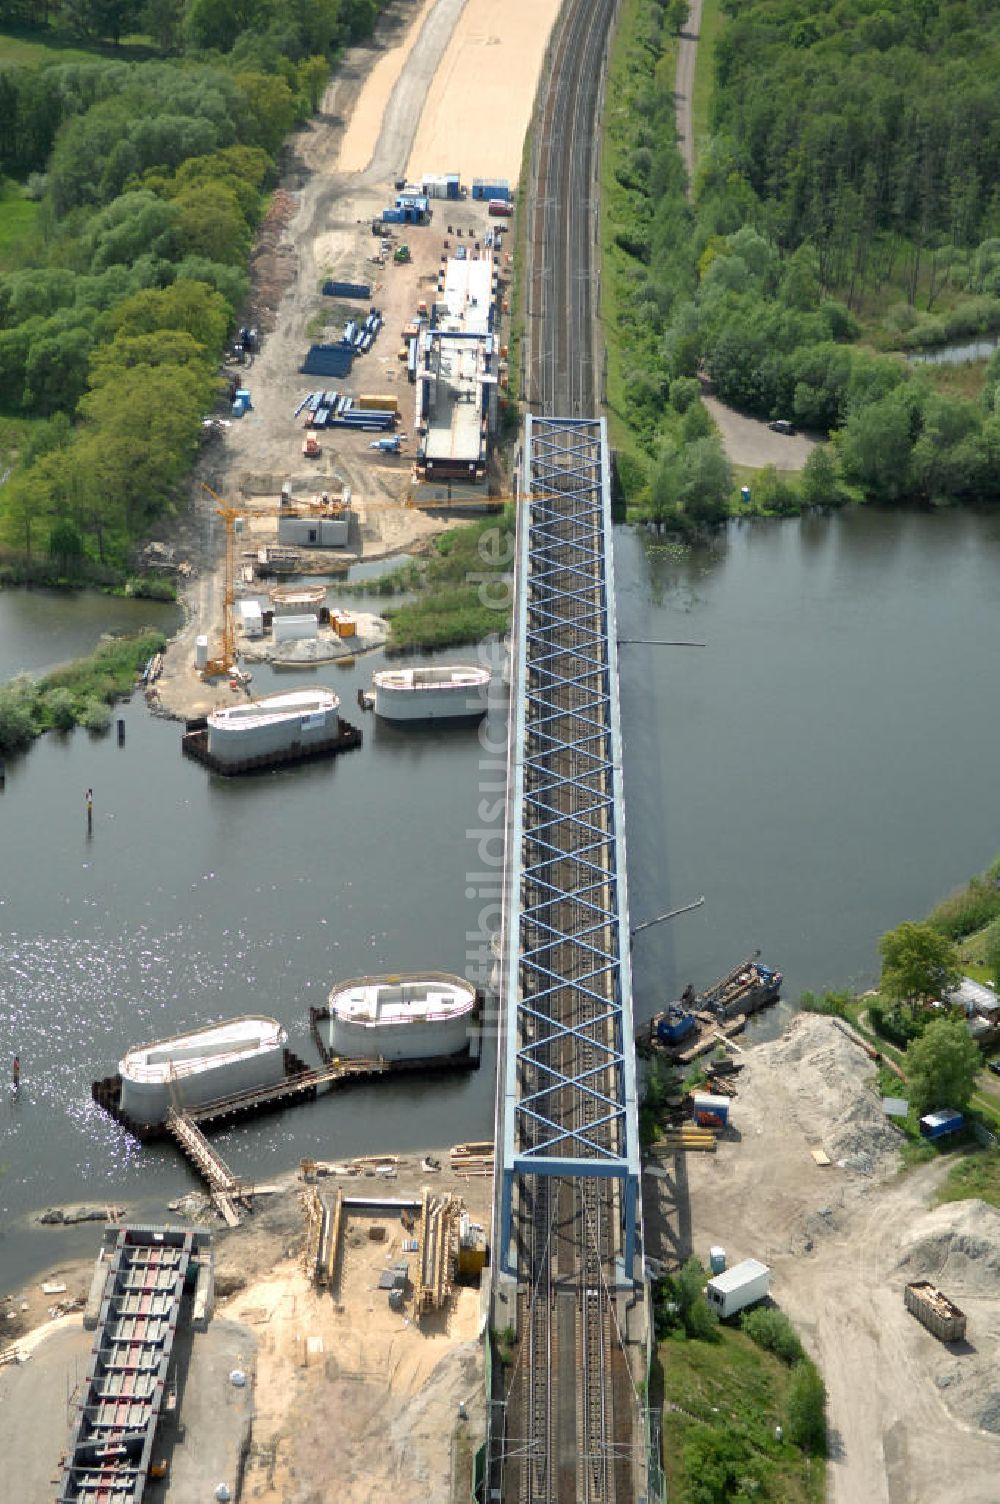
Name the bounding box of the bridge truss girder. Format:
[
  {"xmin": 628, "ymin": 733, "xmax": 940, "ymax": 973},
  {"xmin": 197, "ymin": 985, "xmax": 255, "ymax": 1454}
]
[{"xmin": 499, "ymin": 414, "xmax": 640, "ymax": 1283}]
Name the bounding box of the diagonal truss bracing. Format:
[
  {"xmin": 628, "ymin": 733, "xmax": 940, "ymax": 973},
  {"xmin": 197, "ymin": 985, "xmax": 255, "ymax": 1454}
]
[{"xmin": 499, "ymin": 414, "xmax": 640, "ymax": 1278}]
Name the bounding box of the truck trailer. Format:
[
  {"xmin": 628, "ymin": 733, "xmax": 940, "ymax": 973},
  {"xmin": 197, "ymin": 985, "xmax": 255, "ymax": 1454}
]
[{"xmin": 704, "ymin": 1258, "xmax": 770, "ymax": 1319}]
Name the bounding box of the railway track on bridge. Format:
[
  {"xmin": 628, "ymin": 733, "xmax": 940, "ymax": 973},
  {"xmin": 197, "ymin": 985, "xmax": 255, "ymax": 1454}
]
[
  {"xmin": 510, "ymin": 421, "xmax": 631, "ymax": 1504},
  {"xmin": 498, "ymin": 3, "xmax": 643, "ymax": 1501}
]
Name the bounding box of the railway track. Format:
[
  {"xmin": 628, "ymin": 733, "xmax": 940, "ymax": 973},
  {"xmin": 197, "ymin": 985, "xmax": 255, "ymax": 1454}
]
[
  {"xmin": 530, "ymin": 0, "xmax": 617, "ymax": 414},
  {"xmin": 504, "ymin": 2, "xmax": 634, "ymax": 1500},
  {"xmin": 514, "ymin": 423, "xmax": 625, "ymax": 1504}
]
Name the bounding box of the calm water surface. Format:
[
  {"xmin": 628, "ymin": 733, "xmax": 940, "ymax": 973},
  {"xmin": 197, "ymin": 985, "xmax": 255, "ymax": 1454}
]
[{"xmin": 3, "ymin": 507, "xmax": 1000, "ymax": 1283}]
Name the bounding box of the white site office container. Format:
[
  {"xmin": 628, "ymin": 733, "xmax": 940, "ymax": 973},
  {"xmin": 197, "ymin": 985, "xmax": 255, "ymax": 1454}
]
[
  {"xmin": 704, "ymin": 1258, "xmax": 770, "ymax": 1319},
  {"xmin": 237, "ymin": 599, "xmax": 264, "ymax": 638},
  {"xmin": 272, "ymin": 614, "xmax": 317, "ymax": 643}
]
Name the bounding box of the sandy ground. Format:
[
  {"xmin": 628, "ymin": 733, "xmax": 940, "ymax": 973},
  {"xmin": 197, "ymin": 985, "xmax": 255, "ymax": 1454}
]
[
  {"xmin": 406, "ymin": 0, "xmax": 561, "ymax": 184},
  {"xmin": 2, "ymin": 1151, "xmax": 491, "ymax": 1504},
  {"xmin": 338, "ymin": 0, "xmax": 442, "ymax": 172},
  {"xmin": 644, "ymin": 1013, "xmax": 1000, "ymax": 1504},
  {"xmin": 701, "ymin": 392, "xmax": 819, "ymax": 472}
]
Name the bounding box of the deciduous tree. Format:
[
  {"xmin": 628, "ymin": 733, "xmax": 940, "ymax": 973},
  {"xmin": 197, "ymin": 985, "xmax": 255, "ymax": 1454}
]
[
  {"xmin": 905, "ymin": 1014, "xmax": 981, "ymax": 1117},
  {"xmin": 879, "ymin": 921, "xmax": 961, "ymax": 1010}
]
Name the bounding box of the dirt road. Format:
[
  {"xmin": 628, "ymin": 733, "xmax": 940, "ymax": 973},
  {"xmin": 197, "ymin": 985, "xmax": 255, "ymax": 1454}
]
[
  {"xmin": 672, "ymin": 1, "xmax": 817, "ymax": 473},
  {"xmin": 644, "ymin": 1014, "xmax": 1000, "ymax": 1504},
  {"xmin": 674, "ymin": 0, "xmax": 703, "ymax": 184}
]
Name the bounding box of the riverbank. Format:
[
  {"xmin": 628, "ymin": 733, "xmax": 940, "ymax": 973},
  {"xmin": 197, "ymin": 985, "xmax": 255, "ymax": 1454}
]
[
  {"xmin": 1, "ymin": 1145, "xmax": 491, "ymax": 1504},
  {"xmin": 643, "ymin": 1011, "xmax": 1000, "ymax": 1502}
]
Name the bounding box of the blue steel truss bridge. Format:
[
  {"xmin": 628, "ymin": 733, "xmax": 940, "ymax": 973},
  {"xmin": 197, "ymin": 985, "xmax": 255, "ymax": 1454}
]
[{"xmin": 489, "ymin": 416, "xmax": 653, "ymax": 1504}]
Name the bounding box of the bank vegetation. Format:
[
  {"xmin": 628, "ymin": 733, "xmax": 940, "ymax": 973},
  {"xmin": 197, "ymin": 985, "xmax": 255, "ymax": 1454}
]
[
  {"xmin": 602, "ymin": 0, "xmax": 1000, "ymax": 527},
  {"xmin": 0, "ymin": 0, "xmax": 392, "ymax": 577}
]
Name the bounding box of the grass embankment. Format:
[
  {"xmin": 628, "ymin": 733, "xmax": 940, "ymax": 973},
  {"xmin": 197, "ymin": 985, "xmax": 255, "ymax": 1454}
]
[
  {"xmin": 660, "ymin": 1325, "xmax": 825, "ymax": 1503},
  {"xmin": 938, "ymin": 1151, "xmax": 1000, "ymax": 1209},
  {"xmin": 0, "ymin": 182, "xmax": 40, "ymax": 270},
  {"xmin": 0, "ymin": 629, "xmax": 166, "ymax": 753},
  {"xmin": 599, "ymin": 0, "xmax": 678, "ymax": 490},
  {"xmin": 347, "ymin": 514, "xmax": 515, "ymax": 652}
]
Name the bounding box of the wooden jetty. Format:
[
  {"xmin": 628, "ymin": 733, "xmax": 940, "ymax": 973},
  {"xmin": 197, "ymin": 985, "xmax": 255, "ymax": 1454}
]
[{"xmin": 93, "ymin": 1043, "xmax": 488, "ymax": 1213}]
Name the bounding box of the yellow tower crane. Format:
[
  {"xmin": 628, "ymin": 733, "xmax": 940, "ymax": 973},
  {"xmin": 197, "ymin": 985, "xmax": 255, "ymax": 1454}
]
[{"xmin": 199, "ymin": 482, "xmax": 242, "ymax": 677}]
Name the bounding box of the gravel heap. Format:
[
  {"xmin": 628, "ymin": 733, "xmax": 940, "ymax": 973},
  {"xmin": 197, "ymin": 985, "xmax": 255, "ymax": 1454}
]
[
  {"xmin": 895, "ymin": 1199, "xmax": 1000, "ymax": 1296},
  {"xmin": 746, "ymin": 1012, "xmax": 902, "ymax": 1175}
]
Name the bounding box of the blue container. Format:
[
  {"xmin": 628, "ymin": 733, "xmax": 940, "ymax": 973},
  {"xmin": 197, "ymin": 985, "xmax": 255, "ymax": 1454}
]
[
  {"xmin": 300, "ymin": 344, "xmax": 353, "ymax": 378},
  {"xmin": 323, "ymin": 280, "xmax": 371, "ymax": 300},
  {"xmin": 382, "ymin": 207, "xmax": 405, "ymax": 224},
  {"xmin": 919, "ymin": 1109, "xmax": 965, "ymax": 1140},
  {"xmin": 446, "ymin": 175, "xmax": 461, "ymax": 200}
]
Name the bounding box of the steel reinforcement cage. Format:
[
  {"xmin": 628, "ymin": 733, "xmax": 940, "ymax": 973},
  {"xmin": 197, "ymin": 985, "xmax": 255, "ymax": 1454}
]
[{"xmin": 498, "ymin": 414, "xmax": 640, "ymax": 1280}]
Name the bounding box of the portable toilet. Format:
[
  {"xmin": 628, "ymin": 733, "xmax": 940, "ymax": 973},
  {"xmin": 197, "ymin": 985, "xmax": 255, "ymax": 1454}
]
[
  {"xmin": 740, "ymin": 485, "xmax": 752, "ymax": 505},
  {"xmin": 709, "ymin": 1246, "xmax": 727, "ymax": 1276}
]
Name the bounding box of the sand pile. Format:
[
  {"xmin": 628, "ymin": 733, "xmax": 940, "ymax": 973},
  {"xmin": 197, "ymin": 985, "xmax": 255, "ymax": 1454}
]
[
  {"xmin": 895, "ymin": 1199, "xmax": 1000, "ymax": 1296},
  {"xmin": 746, "ymin": 1013, "xmax": 902, "ymax": 1174}
]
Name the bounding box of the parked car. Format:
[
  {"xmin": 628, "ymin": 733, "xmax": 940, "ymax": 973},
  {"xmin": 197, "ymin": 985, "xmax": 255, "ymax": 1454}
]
[
  {"xmin": 987, "ymin": 1059, "xmax": 1000, "ymax": 1076},
  {"xmin": 768, "ymin": 419, "xmax": 796, "ymax": 435}
]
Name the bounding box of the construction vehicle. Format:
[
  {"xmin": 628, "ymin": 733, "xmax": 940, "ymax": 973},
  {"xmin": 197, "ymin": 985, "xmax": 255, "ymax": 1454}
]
[
  {"xmin": 369, "ymin": 436, "xmax": 401, "ymax": 453},
  {"xmin": 302, "ymin": 433, "xmax": 321, "ymax": 458},
  {"xmin": 198, "ymin": 483, "xmax": 241, "ymax": 678},
  {"xmin": 393, "ymin": 244, "xmax": 411, "ymax": 265}
]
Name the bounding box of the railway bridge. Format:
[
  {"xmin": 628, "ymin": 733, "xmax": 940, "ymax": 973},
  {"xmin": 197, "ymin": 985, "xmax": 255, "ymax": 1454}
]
[
  {"xmin": 487, "ymin": 1, "xmax": 656, "ymax": 1499},
  {"xmin": 488, "ymin": 416, "xmax": 652, "ymax": 1504}
]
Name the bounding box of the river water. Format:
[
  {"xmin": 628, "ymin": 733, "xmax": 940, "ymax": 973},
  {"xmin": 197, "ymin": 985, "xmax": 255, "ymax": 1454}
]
[{"xmin": 3, "ymin": 506, "xmax": 1000, "ymax": 1283}]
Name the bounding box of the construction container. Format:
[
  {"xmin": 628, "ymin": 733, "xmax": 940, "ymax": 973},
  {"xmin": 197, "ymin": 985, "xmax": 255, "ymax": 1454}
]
[
  {"xmin": 904, "ymin": 1281, "xmax": 967, "ymax": 1342},
  {"xmin": 472, "ymin": 179, "xmax": 510, "ymax": 201},
  {"xmin": 237, "ymin": 600, "xmax": 263, "ymax": 639},
  {"xmin": 457, "ymin": 1213, "xmax": 488, "ymax": 1276},
  {"xmin": 323, "ymin": 280, "xmax": 370, "ymax": 299},
  {"xmin": 300, "ymin": 344, "xmax": 353, "ymax": 378},
  {"xmin": 333, "ymin": 614, "xmax": 356, "ymax": 639},
  {"xmin": 692, "ymin": 1091, "xmax": 730, "ymax": 1128},
  {"xmin": 919, "ymin": 1108, "xmax": 964, "ymax": 1140},
  {"xmin": 359, "ymin": 394, "xmax": 400, "ymax": 413},
  {"xmin": 445, "ymin": 174, "xmax": 461, "ymax": 200},
  {"xmin": 382, "ymin": 207, "xmax": 405, "ymax": 224},
  {"xmin": 705, "ymin": 1258, "xmax": 770, "ymax": 1319},
  {"xmin": 273, "ymin": 614, "xmax": 318, "ymax": 642}
]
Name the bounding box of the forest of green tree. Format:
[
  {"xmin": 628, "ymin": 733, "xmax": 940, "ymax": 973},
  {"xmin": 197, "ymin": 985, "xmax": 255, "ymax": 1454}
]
[
  {"xmin": 0, "ymin": 0, "xmax": 388, "ymax": 577},
  {"xmin": 604, "ymin": 0, "xmax": 1000, "ymax": 524}
]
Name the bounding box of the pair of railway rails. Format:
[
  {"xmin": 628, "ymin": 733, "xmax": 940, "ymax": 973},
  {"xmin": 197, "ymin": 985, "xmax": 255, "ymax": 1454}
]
[
  {"xmin": 515, "ymin": 434, "xmax": 623, "ymax": 1504},
  {"xmin": 500, "ymin": 0, "xmax": 639, "ymax": 1499}
]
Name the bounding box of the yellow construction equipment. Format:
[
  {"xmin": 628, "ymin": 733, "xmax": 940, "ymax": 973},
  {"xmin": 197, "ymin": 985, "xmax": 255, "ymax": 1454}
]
[{"xmin": 199, "ymin": 482, "xmax": 241, "ymax": 677}]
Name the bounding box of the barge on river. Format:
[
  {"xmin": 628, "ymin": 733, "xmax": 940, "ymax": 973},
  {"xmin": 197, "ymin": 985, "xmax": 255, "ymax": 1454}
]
[
  {"xmin": 98, "ymin": 1015, "xmax": 293, "ymax": 1131},
  {"xmin": 370, "ymin": 664, "xmax": 490, "ymax": 722},
  {"xmin": 182, "ymin": 686, "xmax": 362, "ymax": 774},
  {"xmin": 644, "ymin": 952, "xmax": 783, "ymax": 1060},
  {"xmin": 314, "ymin": 972, "xmax": 479, "ymax": 1062}
]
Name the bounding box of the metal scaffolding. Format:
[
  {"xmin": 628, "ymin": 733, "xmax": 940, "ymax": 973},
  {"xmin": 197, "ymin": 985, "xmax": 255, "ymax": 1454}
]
[{"xmin": 498, "ymin": 414, "xmax": 640, "ymax": 1281}]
